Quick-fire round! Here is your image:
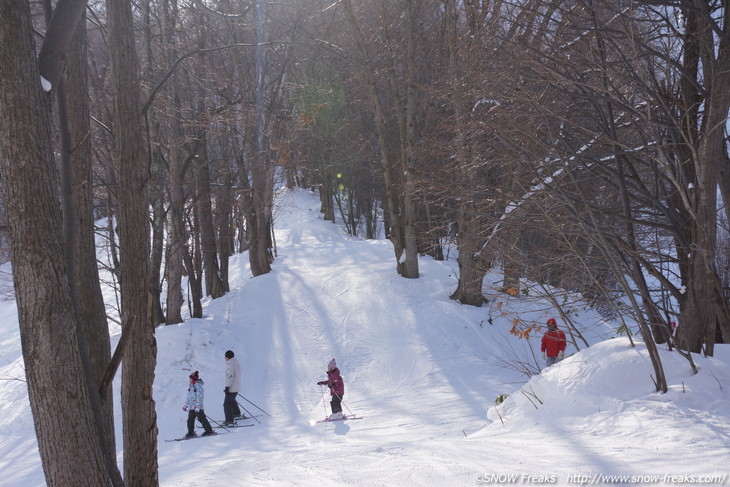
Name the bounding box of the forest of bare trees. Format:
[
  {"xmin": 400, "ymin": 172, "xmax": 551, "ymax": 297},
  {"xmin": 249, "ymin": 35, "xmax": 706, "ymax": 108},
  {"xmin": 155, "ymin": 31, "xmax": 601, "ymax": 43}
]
[{"xmin": 1, "ymin": 0, "xmax": 729, "ymax": 484}]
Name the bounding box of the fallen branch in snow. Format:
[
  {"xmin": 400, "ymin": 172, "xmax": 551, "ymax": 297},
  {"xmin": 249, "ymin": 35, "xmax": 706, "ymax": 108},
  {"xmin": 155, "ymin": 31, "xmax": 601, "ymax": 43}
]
[
  {"xmin": 493, "ymin": 405, "xmax": 505, "ymax": 425},
  {"xmin": 520, "ymin": 388, "xmax": 543, "ymax": 410},
  {"xmin": 708, "ymin": 371, "xmax": 723, "ymax": 391}
]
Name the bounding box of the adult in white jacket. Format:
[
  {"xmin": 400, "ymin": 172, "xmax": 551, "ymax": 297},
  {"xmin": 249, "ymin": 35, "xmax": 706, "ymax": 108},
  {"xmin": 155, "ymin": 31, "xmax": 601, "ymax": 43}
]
[{"xmin": 223, "ymin": 350, "xmax": 242, "ymax": 425}]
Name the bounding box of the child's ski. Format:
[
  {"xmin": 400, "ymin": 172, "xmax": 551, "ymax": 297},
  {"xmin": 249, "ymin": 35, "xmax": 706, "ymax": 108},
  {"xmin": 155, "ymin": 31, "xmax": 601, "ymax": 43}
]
[
  {"xmin": 316, "ymin": 415, "xmax": 363, "ymax": 424},
  {"xmin": 165, "ymin": 432, "xmax": 226, "ymax": 442}
]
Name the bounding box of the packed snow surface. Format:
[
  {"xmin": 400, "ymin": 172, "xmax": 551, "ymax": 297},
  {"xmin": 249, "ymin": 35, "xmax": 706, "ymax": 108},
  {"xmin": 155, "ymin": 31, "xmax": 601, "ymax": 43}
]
[{"xmin": 0, "ymin": 189, "xmax": 728, "ymax": 486}]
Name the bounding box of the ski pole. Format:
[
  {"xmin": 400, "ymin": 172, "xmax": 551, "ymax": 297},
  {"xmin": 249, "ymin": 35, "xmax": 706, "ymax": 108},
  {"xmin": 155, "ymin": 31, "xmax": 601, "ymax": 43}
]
[
  {"xmin": 237, "ymin": 393, "xmax": 271, "ymax": 417},
  {"xmin": 205, "ymin": 414, "xmax": 231, "ymax": 432},
  {"xmin": 236, "ymin": 400, "xmax": 261, "ymax": 423},
  {"xmin": 319, "ymin": 385, "xmax": 328, "ymax": 418}
]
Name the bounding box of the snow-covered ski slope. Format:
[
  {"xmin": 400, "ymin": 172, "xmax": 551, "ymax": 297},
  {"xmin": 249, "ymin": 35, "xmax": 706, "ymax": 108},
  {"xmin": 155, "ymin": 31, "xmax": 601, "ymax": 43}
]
[{"xmin": 0, "ymin": 188, "xmax": 728, "ymax": 486}]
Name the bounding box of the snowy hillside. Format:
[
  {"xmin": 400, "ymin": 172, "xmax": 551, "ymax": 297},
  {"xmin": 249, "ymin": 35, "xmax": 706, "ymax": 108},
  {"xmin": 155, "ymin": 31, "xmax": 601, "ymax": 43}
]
[{"xmin": 0, "ymin": 189, "xmax": 728, "ymax": 487}]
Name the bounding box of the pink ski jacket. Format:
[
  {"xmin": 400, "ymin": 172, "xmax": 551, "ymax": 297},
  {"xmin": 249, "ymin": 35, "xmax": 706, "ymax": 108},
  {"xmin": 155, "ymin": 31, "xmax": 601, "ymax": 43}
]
[{"xmin": 325, "ymin": 367, "xmax": 344, "ymax": 397}]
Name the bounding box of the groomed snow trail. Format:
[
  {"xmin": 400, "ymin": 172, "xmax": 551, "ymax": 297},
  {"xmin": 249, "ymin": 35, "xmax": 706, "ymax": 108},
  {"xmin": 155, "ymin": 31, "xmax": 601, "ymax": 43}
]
[
  {"xmin": 156, "ymin": 190, "xmax": 503, "ymax": 486},
  {"xmin": 153, "ymin": 190, "xmax": 730, "ymax": 487}
]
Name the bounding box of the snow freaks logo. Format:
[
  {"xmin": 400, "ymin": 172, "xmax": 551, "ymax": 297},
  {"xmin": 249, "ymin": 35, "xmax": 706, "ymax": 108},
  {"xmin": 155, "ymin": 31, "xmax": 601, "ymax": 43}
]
[
  {"xmin": 475, "ymin": 473, "xmax": 557, "ymax": 484},
  {"xmin": 474, "ymin": 473, "xmax": 728, "ymax": 485}
]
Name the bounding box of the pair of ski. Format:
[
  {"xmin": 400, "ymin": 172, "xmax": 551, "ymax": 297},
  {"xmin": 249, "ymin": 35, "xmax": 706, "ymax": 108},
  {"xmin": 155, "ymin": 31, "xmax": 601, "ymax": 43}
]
[
  {"xmin": 205, "ymin": 414, "xmax": 261, "ymax": 430},
  {"xmin": 168, "ymin": 414, "xmax": 362, "ymax": 440},
  {"xmin": 166, "ymin": 415, "xmax": 260, "ymax": 442},
  {"xmin": 316, "ymin": 414, "xmax": 363, "ymax": 423},
  {"xmin": 209, "ymin": 422, "xmax": 256, "ymax": 429},
  {"xmin": 165, "ymin": 431, "xmax": 226, "ymax": 442}
]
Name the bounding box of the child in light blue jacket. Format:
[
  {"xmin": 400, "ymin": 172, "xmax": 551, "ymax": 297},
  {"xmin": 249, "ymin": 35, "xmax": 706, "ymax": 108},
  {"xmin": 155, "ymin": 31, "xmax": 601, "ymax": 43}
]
[{"xmin": 183, "ymin": 371, "xmax": 215, "ymax": 438}]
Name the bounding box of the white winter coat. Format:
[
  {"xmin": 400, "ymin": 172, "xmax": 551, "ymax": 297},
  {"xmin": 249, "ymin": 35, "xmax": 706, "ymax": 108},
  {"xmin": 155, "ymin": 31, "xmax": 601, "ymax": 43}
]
[{"xmin": 225, "ymin": 357, "xmax": 241, "ymax": 393}]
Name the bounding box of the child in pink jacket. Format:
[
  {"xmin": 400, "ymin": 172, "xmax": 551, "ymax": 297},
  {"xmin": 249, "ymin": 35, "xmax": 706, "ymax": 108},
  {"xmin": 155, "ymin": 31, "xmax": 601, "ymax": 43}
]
[{"xmin": 317, "ymin": 358, "xmax": 345, "ymax": 419}]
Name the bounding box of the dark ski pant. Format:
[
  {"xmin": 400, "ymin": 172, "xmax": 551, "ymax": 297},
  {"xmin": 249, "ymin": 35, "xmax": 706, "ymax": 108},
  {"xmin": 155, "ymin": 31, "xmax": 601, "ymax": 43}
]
[
  {"xmin": 330, "ymin": 395, "xmax": 343, "ymax": 414},
  {"xmin": 188, "ymin": 409, "xmax": 213, "ymax": 435},
  {"xmin": 224, "ymin": 392, "xmax": 241, "ymax": 422}
]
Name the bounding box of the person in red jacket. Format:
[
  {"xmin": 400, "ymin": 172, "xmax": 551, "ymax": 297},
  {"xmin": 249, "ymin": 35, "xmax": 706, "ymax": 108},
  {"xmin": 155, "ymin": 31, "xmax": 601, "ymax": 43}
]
[
  {"xmin": 541, "ymin": 318, "xmax": 567, "ymax": 367},
  {"xmin": 317, "ymin": 358, "xmax": 345, "ymax": 419}
]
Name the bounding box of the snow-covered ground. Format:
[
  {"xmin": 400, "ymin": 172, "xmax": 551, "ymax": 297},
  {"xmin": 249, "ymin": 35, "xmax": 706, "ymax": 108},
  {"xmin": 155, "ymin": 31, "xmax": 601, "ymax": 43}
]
[{"xmin": 0, "ymin": 189, "xmax": 728, "ymax": 487}]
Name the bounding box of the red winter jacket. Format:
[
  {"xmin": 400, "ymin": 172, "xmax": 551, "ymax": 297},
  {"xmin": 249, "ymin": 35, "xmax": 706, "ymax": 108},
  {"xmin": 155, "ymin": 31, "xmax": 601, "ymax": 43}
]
[
  {"xmin": 325, "ymin": 367, "xmax": 344, "ymax": 397},
  {"xmin": 541, "ymin": 329, "xmax": 567, "ymax": 357}
]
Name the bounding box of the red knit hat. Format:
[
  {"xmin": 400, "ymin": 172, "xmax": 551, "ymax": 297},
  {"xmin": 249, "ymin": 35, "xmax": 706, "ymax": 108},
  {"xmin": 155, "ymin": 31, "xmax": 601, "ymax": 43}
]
[{"xmin": 547, "ymin": 318, "xmax": 557, "ymax": 329}]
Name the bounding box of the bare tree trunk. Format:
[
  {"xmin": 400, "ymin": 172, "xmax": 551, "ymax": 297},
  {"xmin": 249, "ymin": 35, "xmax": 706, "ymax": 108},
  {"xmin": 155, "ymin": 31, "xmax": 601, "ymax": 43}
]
[
  {"xmin": 444, "ymin": 0, "xmax": 486, "ymax": 305},
  {"xmin": 502, "ymin": 245, "xmax": 521, "ymax": 293},
  {"xmin": 237, "ymin": 154, "xmax": 253, "ymax": 253},
  {"xmin": 149, "ymin": 147, "xmax": 167, "ymax": 325},
  {"xmin": 37, "ymin": 0, "xmax": 87, "ymax": 88},
  {"xmin": 319, "ymin": 180, "xmax": 335, "ymax": 222},
  {"xmin": 400, "ymin": 0, "xmax": 419, "ymax": 279},
  {"xmin": 451, "ymin": 252, "xmax": 488, "ymax": 306},
  {"xmin": 195, "ymin": 140, "xmax": 227, "ymax": 298},
  {"xmin": 165, "ymin": 135, "xmax": 186, "ymax": 323},
  {"xmin": 218, "ymin": 164, "xmax": 233, "ymax": 292},
  {"xmin": 105, "ymin": 0, "xmax": 159, "ymax": 483},
  {"xmin": 449, "ymin": 185, "xmax": 488, "ymax": 306},
  {"xmin": 66, "ymin": 12, "xmax": 121, "ymax": 477},
  {"xmin": 141, "ymin": 0, "xmax": 166, "ymax": 327},
  {"xmin": 183, "ymin": 244, "xmax": 204, "ymax": 319},
  {"xmin": 344, "ymin": 0, "xmax": 409, "ymax": 276},
  {"xmin": 248, "ymin": 170, "xmax": 274, "ymax": 276},
  {"xmin": 671, "ymin": 3, "xmax": 730, "ymax": 353},
  {"xmin": 162, "ymin": 0, "xmax": 186, "ymax": 325},
  {"xmin": 0, "ymin": 3, "xmax": 112, "ymax": 485},
  {"xmin": 248, "ymin": 0, "xmax": 274, "ymax": 277}
]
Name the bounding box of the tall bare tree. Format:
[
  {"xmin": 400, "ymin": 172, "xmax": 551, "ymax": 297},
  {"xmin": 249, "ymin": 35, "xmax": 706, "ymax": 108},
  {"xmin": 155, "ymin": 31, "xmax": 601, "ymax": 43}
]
[
  {"xmin": 665, "ymin": 1, "xmax": 730, "ymax": 353},
  {"xmin": 194, "ymin": 139, "xmax": 227, "ymax": 298},
  {"xmin": 0, "ymin": 1, "xmax": 113, "ymax": 484},
  {"xmin": 65, "ymin": 10, "xmax": 121, "ymax": 478},
  {"xmin": 343, "ymin": 0, "xmax": 421, "ymax": 278},
  {"xmin": 105, "ymin": 0, "xmax": 159, "ymax": 483},
  {"xmin": 442, "ymin": 0, "xmax": 488, "ymax": 306},
  {"xmin": 162, "ymin": 0, "xmax": 188, "ymax": 324},
  {"xmin": 247, "ymin": 0, "xmax": 275, "ymax": 276}
]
